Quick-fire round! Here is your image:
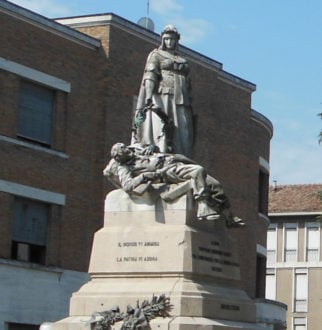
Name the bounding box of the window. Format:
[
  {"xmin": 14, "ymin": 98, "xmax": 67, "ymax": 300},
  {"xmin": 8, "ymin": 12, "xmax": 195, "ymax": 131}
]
[
  {"xmin": 256, "ymin": 253, "xmax": 266, "ymax": 298},
  {"xmin": 293, "ymin": 317, "xmax": 307, "ymax": 330},
  {"xmin": 294, "ymin": 269, "xmax": 308, "ymax": 312},
  {"xmin": 284, "ymin": 223, "xmax": 298, "ymax": 262},
  {"xmin": 267, "ymin": 224, "xmax": 277, "ymax": 264},
  {"xmin": 265, "ymin": 269, "xmax": 276, "ymax": 300},
  {"xmin": 258, "ymin": 170, "xmax": 269, "ymax": 214},
  {"xmin": 11, "ymin": 197, "xmax": 49, "ymax": 265},
  {"xmin": 18, "ymin": 80, "xmax": 54, "ymax": 146},
  {"xmin": 306, "ymin": 223, "xmax": 320, "ymax": 261},
  {"xmin": 7, "ymin": 323, "xmax": 39, "ymax": 330}
]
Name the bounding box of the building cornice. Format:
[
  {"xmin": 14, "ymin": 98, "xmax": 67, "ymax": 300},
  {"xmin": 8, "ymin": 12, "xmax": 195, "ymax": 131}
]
[
  {"xmin": 251, "ymin": 109, "xmax": 273, "ymax": 138},
  {"xmin": 0, "ymin": 57, "xmax": 71, "ymax": 92},
  {"xmin": 217, "ymin": 70, "xmax": 256, "ymax": 93},
  {"xmin": 0, "ymin": 0, "xmax": 100, "ymax": 49},
  {"xmin": 2, "ymin": 1, "xmax": 257, "ymax": 92},
  {"xmin": 269, "ymin": 262, "xmax": 322, "ymax": 269},
  {"xmin": 0, "ymin": 179, "xmax": 66, "ymax": 205},
  {"xmin": 269, "ymin": 211, "xmax": 322, "ymax": 216},
  {"xmin": 56, "ymin": 13, "xmax": 256, "ymax": 93},
  {"xmin": 259, "ymin": 212, "xmax": 271, "ymax": 226},
  {"xmin": 259, "ymin": 156, "xmax": 270, "ymax": 173},
  {"xmin": 0, "ymin": 134, "xmax": 69, "ymax": 159}
]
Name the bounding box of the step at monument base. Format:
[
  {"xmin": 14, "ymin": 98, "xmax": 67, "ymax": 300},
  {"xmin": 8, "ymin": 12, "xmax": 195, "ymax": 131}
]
[{"xmin": 52, "ymin": 316, "xmax": 271, "ymax": 330}]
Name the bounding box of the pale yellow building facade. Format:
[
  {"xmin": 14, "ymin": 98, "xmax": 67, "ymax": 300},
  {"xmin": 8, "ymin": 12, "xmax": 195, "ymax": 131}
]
[{"xmin": 267, "ymin": 184, "xmax": 322, "ymax": 330}]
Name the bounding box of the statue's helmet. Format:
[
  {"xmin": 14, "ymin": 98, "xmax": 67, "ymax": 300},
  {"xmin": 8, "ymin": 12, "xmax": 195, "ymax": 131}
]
[{"xmin": 161, "ymin": 24, "xmax": 180, "ymax": 40}]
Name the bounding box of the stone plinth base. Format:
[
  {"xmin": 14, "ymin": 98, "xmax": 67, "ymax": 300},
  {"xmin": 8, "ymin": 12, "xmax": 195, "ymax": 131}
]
[
  {"xmin": 50, "ymin": 189, "xmax": 271, "ymax": 330},
  {"xmin": 70, "ymin": 276, "xmax": 255, "ymax": 323}
]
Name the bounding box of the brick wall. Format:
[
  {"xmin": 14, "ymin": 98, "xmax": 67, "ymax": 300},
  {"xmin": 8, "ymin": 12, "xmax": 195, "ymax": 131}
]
[
  {"xmin": 0, "ymin": 12, "xmax": 108, "ymax": 271},
  {"xmin": 0, "ymin": 12, "xmax": 272, "ymax": 298}
]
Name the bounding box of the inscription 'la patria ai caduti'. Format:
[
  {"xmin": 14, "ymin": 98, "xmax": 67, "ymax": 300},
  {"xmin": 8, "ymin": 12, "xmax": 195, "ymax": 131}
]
[{"xmin": 116, "ymin": 241, "xmax": 160, "ymax": 263}]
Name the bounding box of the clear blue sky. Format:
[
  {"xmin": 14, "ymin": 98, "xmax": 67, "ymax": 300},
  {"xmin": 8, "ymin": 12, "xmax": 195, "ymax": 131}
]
[{"xmin": 10, "ymin": 0, "xmax": 322, "ymax": 185}]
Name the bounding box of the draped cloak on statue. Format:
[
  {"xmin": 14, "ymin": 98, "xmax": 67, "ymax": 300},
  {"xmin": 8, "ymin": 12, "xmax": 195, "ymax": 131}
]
[{"xmin": 131, "ymin": 47, "xmax": 194, "ymax": 157}]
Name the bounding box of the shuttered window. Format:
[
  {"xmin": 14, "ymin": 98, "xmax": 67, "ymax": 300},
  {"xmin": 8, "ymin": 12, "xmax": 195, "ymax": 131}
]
[
  {"xmin": 11, "ymin": 197, "xmax": 49, "ymax": 264},
  {"xmin": 306, "ymin": 223, "xmax": 320, "ymax": 261},
  {"xmin": 284, "ymin": 224, "xmax": 298, "ymax": 262},
  {"xmin": 265, "ymin": 269, "xmax": 276, "ymax": 300},
  {"xmin": 17, "ymin": 81, "xmax": 54, "ymax": 145},
  {"xmin": 293, "ymin": 317, "xmax": 307, "ymax": 330},
  {"xmin": 294, "ymin": 269, "xmax": 308, "ymax": 312},
  {"xmin": 267, "ymin": 225, "xmax": 277, "ymax": 264}
]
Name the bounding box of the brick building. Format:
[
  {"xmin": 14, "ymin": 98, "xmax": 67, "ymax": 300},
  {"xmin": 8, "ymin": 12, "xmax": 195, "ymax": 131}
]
[
  {"xmin": 267, "ymin": 184, "xmax": 322, "ymax": 330},
  {"xmin": 0, "ymin": 0, "xmax": 283, "ymax": 328}
]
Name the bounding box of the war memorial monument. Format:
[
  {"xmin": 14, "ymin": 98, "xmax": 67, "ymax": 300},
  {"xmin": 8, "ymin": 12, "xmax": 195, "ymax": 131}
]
[{"xmin": 48, "ymin": 25, "xmax": 276, "ymax": 330}]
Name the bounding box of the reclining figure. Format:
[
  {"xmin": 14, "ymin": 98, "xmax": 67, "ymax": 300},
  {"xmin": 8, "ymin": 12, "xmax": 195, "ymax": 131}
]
[{"xmin": 103, "ymin": 143, "xmax": 244, "ymax": 228}]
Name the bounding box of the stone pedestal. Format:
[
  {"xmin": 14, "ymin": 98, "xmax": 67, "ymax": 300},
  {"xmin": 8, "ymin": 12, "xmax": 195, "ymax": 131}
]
[{"xmin": 51, "ymin": 188, "xmax": 271, "ymax": 330}]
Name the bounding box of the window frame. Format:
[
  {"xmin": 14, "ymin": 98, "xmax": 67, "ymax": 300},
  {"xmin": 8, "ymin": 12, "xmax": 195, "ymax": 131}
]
[
  {"xmin": 283, "ymin": 223, "xmax": 298, "ymax": 262},
  {"xmin": 11, "ymin": 196, "xmax": 50, "ymax": 265},
  {"xmin": 293, "ymin": 316, "xmax": 307, "ymax": 330},
  {"xmin": 17, "ymin": 80, "xmax": 56, "ymax": 147},
  {"xmin": 305, "ymin": 222, "xmax": 320, "ymax": 262},
  {"xmin": 265, "ymin": 268, "xmax": 276, "ymax": 300},
  {"xmin": 267, "ymin": 224, "xmax": 277, "ymax": 264},
  {"xmin": 293, "ymin": 268, "xmax": 308, "ymax": 313}
]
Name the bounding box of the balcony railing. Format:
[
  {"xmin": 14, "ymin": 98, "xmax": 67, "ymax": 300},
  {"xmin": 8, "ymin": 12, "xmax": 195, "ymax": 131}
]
[
  {"xmin": 267, "ymin": 250, "xmax": 276, "ymax": 264},
  {"xmin": 295, "ymin": 299, "xmax": 307, "ymax": 312},
  {"xmin": 284, "ymin": 249, "xmax": 297, "ymax": 262},
  {"xmin": 307, "ymin": 249, "xmax": 319, "ymax": 262}
]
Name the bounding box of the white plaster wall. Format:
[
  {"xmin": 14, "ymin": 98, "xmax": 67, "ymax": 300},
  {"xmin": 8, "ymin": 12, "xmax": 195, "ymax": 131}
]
[{"xmin": 0, "ymin": 258, "xmax": 90, "ymax": 328}]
